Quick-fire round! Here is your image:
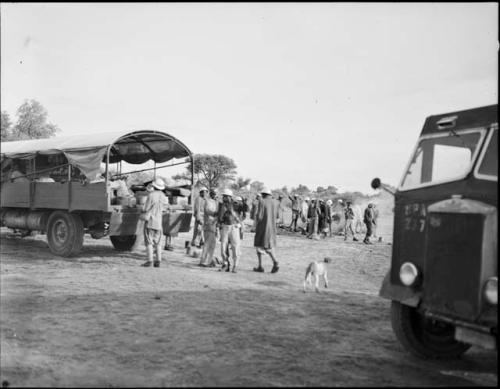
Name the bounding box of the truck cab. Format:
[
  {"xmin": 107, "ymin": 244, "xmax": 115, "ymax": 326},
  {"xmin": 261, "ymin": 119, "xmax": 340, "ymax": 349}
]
[{"xmin": 374, "ymin": 105, "xmax": 497, "ymax": 358}]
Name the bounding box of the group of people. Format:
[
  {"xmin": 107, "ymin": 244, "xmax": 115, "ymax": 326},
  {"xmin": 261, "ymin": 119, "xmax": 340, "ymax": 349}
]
[
  {"xmin": 343, "ymin": 200, "xmax": 379, "ymax": 244},
  {"xmin": 141, "ymin": 183, "xmax": 279, "ymax": 273},
  {"xmin": 192, "ymin": 186, "xmax": 279, "ymax": 273},
  {"xmin": 280, "ymin": 194, "xmax": 379, "ymax": 244},
  {"xmin": 280, "ymin": 195, "xmax": 336, "ymax": 239},
  {"xmin": 139, "ymin": 181, "xmax": 379, "ymax": 269}
]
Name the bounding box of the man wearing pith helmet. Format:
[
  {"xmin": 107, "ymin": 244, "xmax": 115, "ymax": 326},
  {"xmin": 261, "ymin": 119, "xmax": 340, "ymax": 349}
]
[
  {"xmin": 253, "ymin": 187, "xmax": 279, "ymax": 274},
  {"xmin": 217, "ymin": 188, "xmax": 241, "ymax": 273},
  {"xmin": 191, "ymin": 186, "xmax": 208, "ymax": 248},
  {"xmin": 141, "ymin": 177, "xmax": 169, "ymax": 267}
]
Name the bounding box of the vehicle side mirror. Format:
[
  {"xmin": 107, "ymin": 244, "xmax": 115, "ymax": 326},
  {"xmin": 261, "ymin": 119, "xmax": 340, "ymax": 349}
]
[{"xmin": 371, "ymin": 177, "xmax": 381, "ymax": 190}]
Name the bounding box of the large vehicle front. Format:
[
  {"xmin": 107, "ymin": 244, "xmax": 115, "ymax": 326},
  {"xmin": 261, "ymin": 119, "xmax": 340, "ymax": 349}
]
[{"xmin": 375, "ymin": 105, "xmax": 497, "ymax": 358}]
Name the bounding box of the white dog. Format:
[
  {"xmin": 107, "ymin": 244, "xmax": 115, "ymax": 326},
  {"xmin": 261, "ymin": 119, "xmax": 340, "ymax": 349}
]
[{"xmin": 303, "ymin": 258, "xmax": 330, "ymax": 293}]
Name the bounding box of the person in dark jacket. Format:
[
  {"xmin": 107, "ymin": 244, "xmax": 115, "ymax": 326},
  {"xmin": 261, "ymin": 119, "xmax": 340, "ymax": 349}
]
[
  {"xmin": 253, "ymin": 188, "xmax": 279, "ymax": 274},
  {"xmin": 363, "ymin": 203, "xmax": 375, "ymax": 244},
  {"xmin": 307, "ymin": 199, "xmax": 320, "ymax": 240}
]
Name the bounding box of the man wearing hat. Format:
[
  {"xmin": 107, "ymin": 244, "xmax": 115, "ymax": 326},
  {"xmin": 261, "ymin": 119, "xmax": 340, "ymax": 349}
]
[
  {"xmin": 253, "ymin": 187, "xmax": 279, "ymax": 273},
  {"xmin": 217, "ymin": 188, "xmax": 241, "ymax": 273},
  {"xmin": 288, "ymin": 193, "xmax": 301, "ymax": 232},
  {"xmin": 343, "ymin": 201, "xmax": 359, "ymax": 242},
  {"xmin": 191, "ymin": 186, "xmax": 208, "ymax": 248},
  {"xmin": 199, "ymin": 189, "xmax": 219, "ymax": 267},
  {"xmin": 141, "ymin": 177, "xmax": 170, "ymax": 267}
]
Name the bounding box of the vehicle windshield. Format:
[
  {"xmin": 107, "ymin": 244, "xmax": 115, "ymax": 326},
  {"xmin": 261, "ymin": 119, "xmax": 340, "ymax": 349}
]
[
  {"xmin": 476, "ymin": 128, "xmax": 498, "ymax": 180},
  {"xmin": 400, "ymin": 129, "xmax": 484, "ymax": 190}
]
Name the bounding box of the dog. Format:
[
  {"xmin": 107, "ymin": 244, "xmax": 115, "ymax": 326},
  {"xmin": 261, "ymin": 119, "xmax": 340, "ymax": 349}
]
[{"xmin": 303, "ymin": 258, "xmax": 331, "ymax": 293}]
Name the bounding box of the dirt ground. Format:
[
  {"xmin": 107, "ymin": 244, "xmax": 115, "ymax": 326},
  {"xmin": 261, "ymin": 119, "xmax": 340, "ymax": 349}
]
[{"xmin": 0, "ymin": 207, "xmax": 497, "ymax": 387}]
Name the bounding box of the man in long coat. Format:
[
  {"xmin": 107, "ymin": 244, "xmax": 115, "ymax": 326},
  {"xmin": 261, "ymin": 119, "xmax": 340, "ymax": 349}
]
[{"xmin": 253, "ymin": 188, "xmax": 279, "ymax": 274}]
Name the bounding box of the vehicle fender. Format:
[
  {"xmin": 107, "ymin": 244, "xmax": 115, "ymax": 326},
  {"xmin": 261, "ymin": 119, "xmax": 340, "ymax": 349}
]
[{"xmin": 378, "ymin": 270, "xmax": 422, "ymax": 307}]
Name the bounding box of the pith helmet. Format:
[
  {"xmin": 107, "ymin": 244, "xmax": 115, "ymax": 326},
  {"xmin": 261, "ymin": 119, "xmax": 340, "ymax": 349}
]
[
  {"xmin": 221, "ymin": 188, "xmax": 233, "ymax": 197},
  {"xmin": 152, "ymin": 177, "xmax": 165, "ymax": 190}
]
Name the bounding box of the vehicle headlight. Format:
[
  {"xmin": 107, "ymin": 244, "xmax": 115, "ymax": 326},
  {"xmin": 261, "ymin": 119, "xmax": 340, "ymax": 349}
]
[
  {"xmin": 484, "ymin": 277, "xmax": 497, "ymax": 305},
  {"xmin": 399, "ymin": 262, "xmax": 419, "ymax": 286}
]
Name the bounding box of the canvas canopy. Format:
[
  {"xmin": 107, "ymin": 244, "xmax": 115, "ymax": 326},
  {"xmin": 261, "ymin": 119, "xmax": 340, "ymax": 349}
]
[{"xmin": 1, "ymin": 130, "xmax": 191, "ymax": 181}]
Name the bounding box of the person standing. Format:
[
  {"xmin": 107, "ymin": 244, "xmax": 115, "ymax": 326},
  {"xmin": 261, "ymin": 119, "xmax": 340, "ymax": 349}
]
[
  {"xmin": 191, "ymin": 187, "xmax": 208, "ymax": 248},
  {"xmin": 372, "ymin": 203, "xmax": 379, "ymax": 240},
  {"xmin": 199, "ymin": 189, "xmax": 219, "ymax": 267},
  {"xmin": 318, "ymin": 199, "xmax": 326, "ymax": 238},
  {"xmin": 307, "ymin": 199, "xmax": 320, "ymax": 240},
  {"xmin": 253, "ymin": 188, "xmax": 279, "ymax": 273},
  {"xmin": 217, "ymin": 189, "xmax": 241, "ymax": 273},
  {"xmin": 325, "ymin": 199, "xmax": 333, "ymax": 237},
  {"xmin": 288, "ymin": 194, "xmax": 301, "ymax": 232},
  {"xmin": 141, "ymin": 178, "xmax": 170, "ymax": 267},
  {"xmin": 343, "ymin": 201, "xmax": 359, "ymax": 242},
  {"xmin": 363, "ymin": 203, "xmax": 375, "ymax": 244}
]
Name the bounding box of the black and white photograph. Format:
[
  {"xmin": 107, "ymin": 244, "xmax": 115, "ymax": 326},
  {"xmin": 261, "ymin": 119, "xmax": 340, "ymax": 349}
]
[{"xmin": 0, "ymin": 2, "xmax": 497, "ymax": 387}]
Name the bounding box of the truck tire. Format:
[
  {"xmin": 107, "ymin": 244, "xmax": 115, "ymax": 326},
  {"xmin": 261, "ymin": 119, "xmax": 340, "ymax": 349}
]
[
  {"xmin": 390, "ymin": 301, "xmax": 471, "ymax": 359},
  {"xmin": 46, "ymin": 211, "xmax": 84, "ymax": 257},
  {"xmin": 110, "ymin": 235, "xmax": 137, "ymax": 251}
]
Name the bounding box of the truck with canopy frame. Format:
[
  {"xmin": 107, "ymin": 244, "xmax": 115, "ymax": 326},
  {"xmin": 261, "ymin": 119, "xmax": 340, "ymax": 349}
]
[
  {"xmin": 372, "ymin": 104, "xmax": 497, "ymax": 358},
  {"xmin": 0, "ymin": 129, "xmax": 194, "ymax": 256}
]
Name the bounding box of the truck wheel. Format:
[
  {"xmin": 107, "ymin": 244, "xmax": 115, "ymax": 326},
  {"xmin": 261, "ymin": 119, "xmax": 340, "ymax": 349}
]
[
  {"xmin": 110, "ymin": 235, "xmax": 137, "ymax": 251},
  {"xmin": 390, "ymin": 301, "xmax": 470, "ymax": 359},
  {"xmin": 47, "ymin": 211, "xmax": 84, "ymax": 257}
]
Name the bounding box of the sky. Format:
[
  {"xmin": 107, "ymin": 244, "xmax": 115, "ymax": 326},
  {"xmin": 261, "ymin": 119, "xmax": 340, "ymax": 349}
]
[{"xmin": 1, "ymin": 3, "xmax": 497, "ymax": 193}]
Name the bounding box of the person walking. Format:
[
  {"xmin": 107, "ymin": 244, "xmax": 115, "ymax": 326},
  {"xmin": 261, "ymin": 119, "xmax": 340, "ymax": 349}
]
[
  {"xmin": 363, "ymin": 203, "xmax": 375, "ymax": 244},
  {"xmin": 217, "ymin": 189, "xmax": 241, "ymax": 273},
  {"xmin": 199, "ymin": 189, "xmax": 219, "ymax": 267},
  {"xmin": 343, "ymin": 201, "xmax": 359, "ymax": 242},
  {"xmin": 191, "ymin": 187, "xmax": 208, "ymax": 248},
  {"xmin": 141, "ymin": 177, "xmax": 170, "ymax": 267},
  {"xmin": 253, "ymin": 188, "xmax": 279, "ymax": 274},
  {"xmin": 288, "ymin": 193, "xmax": 301, "ymax": 232}
]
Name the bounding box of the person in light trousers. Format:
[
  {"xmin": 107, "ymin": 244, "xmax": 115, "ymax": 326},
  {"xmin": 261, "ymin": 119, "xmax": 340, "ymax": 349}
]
[{"xmin": 217, "ymin": 188, "xmax": 241, "ymax": 273}]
